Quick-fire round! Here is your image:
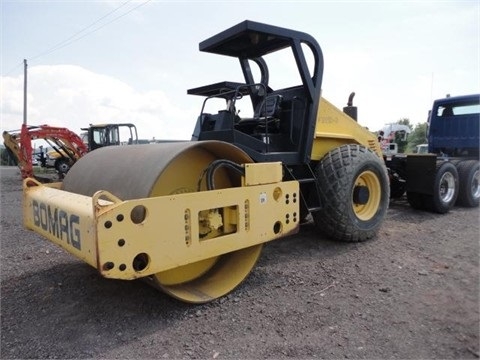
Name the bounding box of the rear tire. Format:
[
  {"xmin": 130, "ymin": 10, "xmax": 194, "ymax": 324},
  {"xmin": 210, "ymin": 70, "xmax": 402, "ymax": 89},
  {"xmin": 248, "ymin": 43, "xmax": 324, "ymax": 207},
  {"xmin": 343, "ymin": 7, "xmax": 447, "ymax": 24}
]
[
  {"xmin": 312, "ymin": 144, "xmax": 389, "ymax": 242},
  {"xmin": 424, "ymin": 161, "xmax": 459, "ymax": 213},
  {"xmin": 55, "ymin": 158, "xmax": 71, "ymax": 175},
  {"xmin": 456, "ymin": 160, "xmax": 480, "ymax": 207}
]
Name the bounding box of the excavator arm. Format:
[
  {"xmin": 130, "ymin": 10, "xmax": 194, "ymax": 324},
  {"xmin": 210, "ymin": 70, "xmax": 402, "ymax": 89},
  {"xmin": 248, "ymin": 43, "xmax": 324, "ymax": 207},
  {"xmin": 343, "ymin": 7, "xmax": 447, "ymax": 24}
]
[{"xmin": 2, "ymin": 124, "xmax": 88, "ymax": 180}]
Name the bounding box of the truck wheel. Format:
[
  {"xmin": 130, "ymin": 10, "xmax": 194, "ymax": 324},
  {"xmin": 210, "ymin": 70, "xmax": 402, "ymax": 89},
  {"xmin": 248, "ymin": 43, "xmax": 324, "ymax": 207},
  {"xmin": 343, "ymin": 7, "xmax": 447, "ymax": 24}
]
[
  {"xmin": 456, "ymin": 160, "xmax": 480, "ymax": 207},
  {"xmin": 425, "ymin": 161, "xmax": 459, "ymax": 213},
  {"xmin": 55, "ymin": 158, "xmax": 71, "ymax": 174},
  {"xmin": 312, "ymin": 144, "xmax": 389, "ymax": 242}
]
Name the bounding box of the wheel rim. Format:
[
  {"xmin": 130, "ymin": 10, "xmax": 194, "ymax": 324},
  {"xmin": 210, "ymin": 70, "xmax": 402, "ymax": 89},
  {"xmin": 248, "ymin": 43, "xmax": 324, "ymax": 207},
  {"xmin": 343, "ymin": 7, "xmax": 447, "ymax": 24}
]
[
  {"xmin": 57, "ymin": 160, "xmax": 70, "ymax": 174},
  {"xmin": 471, "ymin": 169, "xmax": 480, "ymax": 200},
  {"xmin": 352, "ymin": 170, "xmax": 381, "ymax": 221},
  {"xmin": 439, "ymin": 171, "xmax": 456, "ymax": 203}
]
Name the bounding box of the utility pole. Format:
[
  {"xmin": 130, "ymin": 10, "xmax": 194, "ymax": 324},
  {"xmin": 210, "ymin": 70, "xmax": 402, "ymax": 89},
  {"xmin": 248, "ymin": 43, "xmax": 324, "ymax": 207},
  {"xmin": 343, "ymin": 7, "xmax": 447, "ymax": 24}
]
[{"xmin": 23, "ymin": 59, "xmax": 27, "ymax": 125}]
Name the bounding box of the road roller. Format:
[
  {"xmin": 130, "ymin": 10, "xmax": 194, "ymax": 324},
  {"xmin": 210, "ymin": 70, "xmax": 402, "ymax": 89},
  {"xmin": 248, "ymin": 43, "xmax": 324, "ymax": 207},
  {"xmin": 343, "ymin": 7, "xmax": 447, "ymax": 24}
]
[{"xmin": 23, "ymin": 20, "xmax": 389, "ymax": 303}]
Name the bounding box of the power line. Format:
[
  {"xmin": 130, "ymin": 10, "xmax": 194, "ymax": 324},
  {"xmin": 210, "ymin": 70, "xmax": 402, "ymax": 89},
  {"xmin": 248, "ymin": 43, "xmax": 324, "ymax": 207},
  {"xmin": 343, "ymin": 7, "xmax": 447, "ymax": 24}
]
[
  {"xmin": 28, "ymin": 0, "xmax": 152, "ymax": 64},
  {"xmin": 3, "ymin": 60, "xmax": 25, "ymax": 77},
  {"xmin": 29, "ymin": 0, "xmax": 134, "ymax": 63},
  {"xmin": 2, "ymin": 0, "xmax": 151, "ymax": 77}
]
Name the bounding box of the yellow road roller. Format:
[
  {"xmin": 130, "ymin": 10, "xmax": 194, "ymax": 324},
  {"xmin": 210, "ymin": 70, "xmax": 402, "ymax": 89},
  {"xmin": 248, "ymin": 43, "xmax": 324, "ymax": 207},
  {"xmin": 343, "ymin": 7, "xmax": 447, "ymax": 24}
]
[{"xmin": 23, "ymin": 20, "xmax": 389, "ymax": 303}]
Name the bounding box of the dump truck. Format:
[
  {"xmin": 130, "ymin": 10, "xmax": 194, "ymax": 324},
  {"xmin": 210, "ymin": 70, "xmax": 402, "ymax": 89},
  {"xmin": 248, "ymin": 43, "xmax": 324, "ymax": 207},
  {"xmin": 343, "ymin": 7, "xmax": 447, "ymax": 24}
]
[
  {"xmin": 385, "ymin": 94, "xmax": 480, "ymax": 211},
  {"xmin": 22, "ymin": 20, "xmax": 390, "ymax": 303}
]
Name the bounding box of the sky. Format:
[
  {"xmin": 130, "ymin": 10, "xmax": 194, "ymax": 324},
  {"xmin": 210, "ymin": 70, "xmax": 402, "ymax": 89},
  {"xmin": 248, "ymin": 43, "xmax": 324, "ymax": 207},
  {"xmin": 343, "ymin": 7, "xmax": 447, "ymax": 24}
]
[{"xmin": 1, "ymin": 0, "xmax": 479, "ymax": 141}]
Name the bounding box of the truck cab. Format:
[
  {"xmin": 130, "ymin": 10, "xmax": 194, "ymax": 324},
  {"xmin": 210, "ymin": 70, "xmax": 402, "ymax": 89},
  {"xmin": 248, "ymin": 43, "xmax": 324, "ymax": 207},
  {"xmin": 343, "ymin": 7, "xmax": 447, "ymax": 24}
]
[
  {"xmin": 427, "ymin": 94, "xmax": 480, "ymax": 158},
  {"xmin": 386, "ymin": 94, "xmax": 479, "ymax": 211}
]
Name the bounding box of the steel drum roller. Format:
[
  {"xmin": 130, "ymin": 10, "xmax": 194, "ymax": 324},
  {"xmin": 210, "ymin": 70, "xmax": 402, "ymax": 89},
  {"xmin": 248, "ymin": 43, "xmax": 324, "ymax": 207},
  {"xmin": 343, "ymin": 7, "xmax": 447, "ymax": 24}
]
[{"xmin": 62, "ymin": 141, "xmax": 263, "ymax": 303}]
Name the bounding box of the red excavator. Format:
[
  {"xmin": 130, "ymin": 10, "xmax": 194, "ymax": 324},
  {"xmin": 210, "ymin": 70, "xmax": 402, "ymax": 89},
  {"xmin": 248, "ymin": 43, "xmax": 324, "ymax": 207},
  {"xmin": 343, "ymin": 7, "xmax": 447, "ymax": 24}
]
[{"xmin": 3, "ymin": 123, "xmax": 138, "ymax": 180}]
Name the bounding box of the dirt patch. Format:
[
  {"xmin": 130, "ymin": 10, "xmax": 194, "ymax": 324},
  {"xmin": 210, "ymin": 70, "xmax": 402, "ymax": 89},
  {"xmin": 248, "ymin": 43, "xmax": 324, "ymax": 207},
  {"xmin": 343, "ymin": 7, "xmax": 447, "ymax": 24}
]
[{"xmin": 1, "ymin": 166, "xmax": 478, "ymax": 359}]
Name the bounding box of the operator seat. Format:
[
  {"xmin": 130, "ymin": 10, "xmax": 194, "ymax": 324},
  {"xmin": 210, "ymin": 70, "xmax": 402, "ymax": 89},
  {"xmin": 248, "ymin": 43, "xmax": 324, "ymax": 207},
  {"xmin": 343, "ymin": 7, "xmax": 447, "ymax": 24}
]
[{"xmin": 235, "ymin": 94, "xmax": 283, "ymax": 133}]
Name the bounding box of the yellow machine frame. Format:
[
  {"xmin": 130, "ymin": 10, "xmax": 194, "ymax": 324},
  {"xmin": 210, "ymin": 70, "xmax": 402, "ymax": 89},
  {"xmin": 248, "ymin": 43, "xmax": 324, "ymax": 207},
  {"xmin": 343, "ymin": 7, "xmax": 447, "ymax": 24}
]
[
  {"xmin": 23, "ymin": 162, "xmax": 299, "ymax": 280},
  {"xmin": 312, "ymin": 97, "xmax": 382, "ymax": 161}
]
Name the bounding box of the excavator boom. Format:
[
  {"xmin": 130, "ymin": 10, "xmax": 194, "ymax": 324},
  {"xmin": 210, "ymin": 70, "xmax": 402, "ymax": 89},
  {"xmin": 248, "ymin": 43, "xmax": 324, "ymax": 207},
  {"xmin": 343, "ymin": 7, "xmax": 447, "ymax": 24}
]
[{"xmin": 3, "ymin": 124, "xmax": 88, "ymax": 180}]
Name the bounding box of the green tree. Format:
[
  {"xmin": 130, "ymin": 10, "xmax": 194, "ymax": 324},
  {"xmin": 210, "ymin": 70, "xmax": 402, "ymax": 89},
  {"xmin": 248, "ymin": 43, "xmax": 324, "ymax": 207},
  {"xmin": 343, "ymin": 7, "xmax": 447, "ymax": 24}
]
[
  {"xmin": 407, "ymin": 122, "xmax": 428, "ymax": 153},
  {"xmin": 0, "ymin": 146, "xmax": 17, "ymax": 166}
]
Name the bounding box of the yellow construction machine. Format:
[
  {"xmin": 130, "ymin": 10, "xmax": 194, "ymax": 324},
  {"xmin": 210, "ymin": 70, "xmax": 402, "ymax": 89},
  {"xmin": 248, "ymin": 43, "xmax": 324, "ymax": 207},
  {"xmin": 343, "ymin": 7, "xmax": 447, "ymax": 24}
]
[{"xmin": 22, "ymin": 21, "xmax": 389, "ymax": 303}]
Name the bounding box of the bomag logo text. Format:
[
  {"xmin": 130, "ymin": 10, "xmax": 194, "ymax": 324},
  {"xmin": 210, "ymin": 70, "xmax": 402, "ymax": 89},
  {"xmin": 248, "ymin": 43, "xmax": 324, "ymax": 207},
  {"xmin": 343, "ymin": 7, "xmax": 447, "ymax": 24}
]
[{"xmin": 32, "ymin": 200, "xmax": 81, "ymax": 250}]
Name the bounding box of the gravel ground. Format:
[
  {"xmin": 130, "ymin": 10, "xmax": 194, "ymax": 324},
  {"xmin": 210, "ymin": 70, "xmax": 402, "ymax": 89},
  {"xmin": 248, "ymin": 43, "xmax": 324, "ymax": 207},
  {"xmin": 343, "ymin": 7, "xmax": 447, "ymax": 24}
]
[{"xmin": 1, "ymin": 165, "xmax": 479, "ymax": 359}]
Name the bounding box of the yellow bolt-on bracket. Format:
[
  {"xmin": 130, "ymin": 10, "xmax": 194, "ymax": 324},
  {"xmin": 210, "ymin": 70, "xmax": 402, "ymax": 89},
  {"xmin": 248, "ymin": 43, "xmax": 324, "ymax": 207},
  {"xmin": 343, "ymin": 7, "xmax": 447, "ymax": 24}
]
[{"xmin": 22, "ymin": 163, "xmax": 300, "ymax": 281}]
